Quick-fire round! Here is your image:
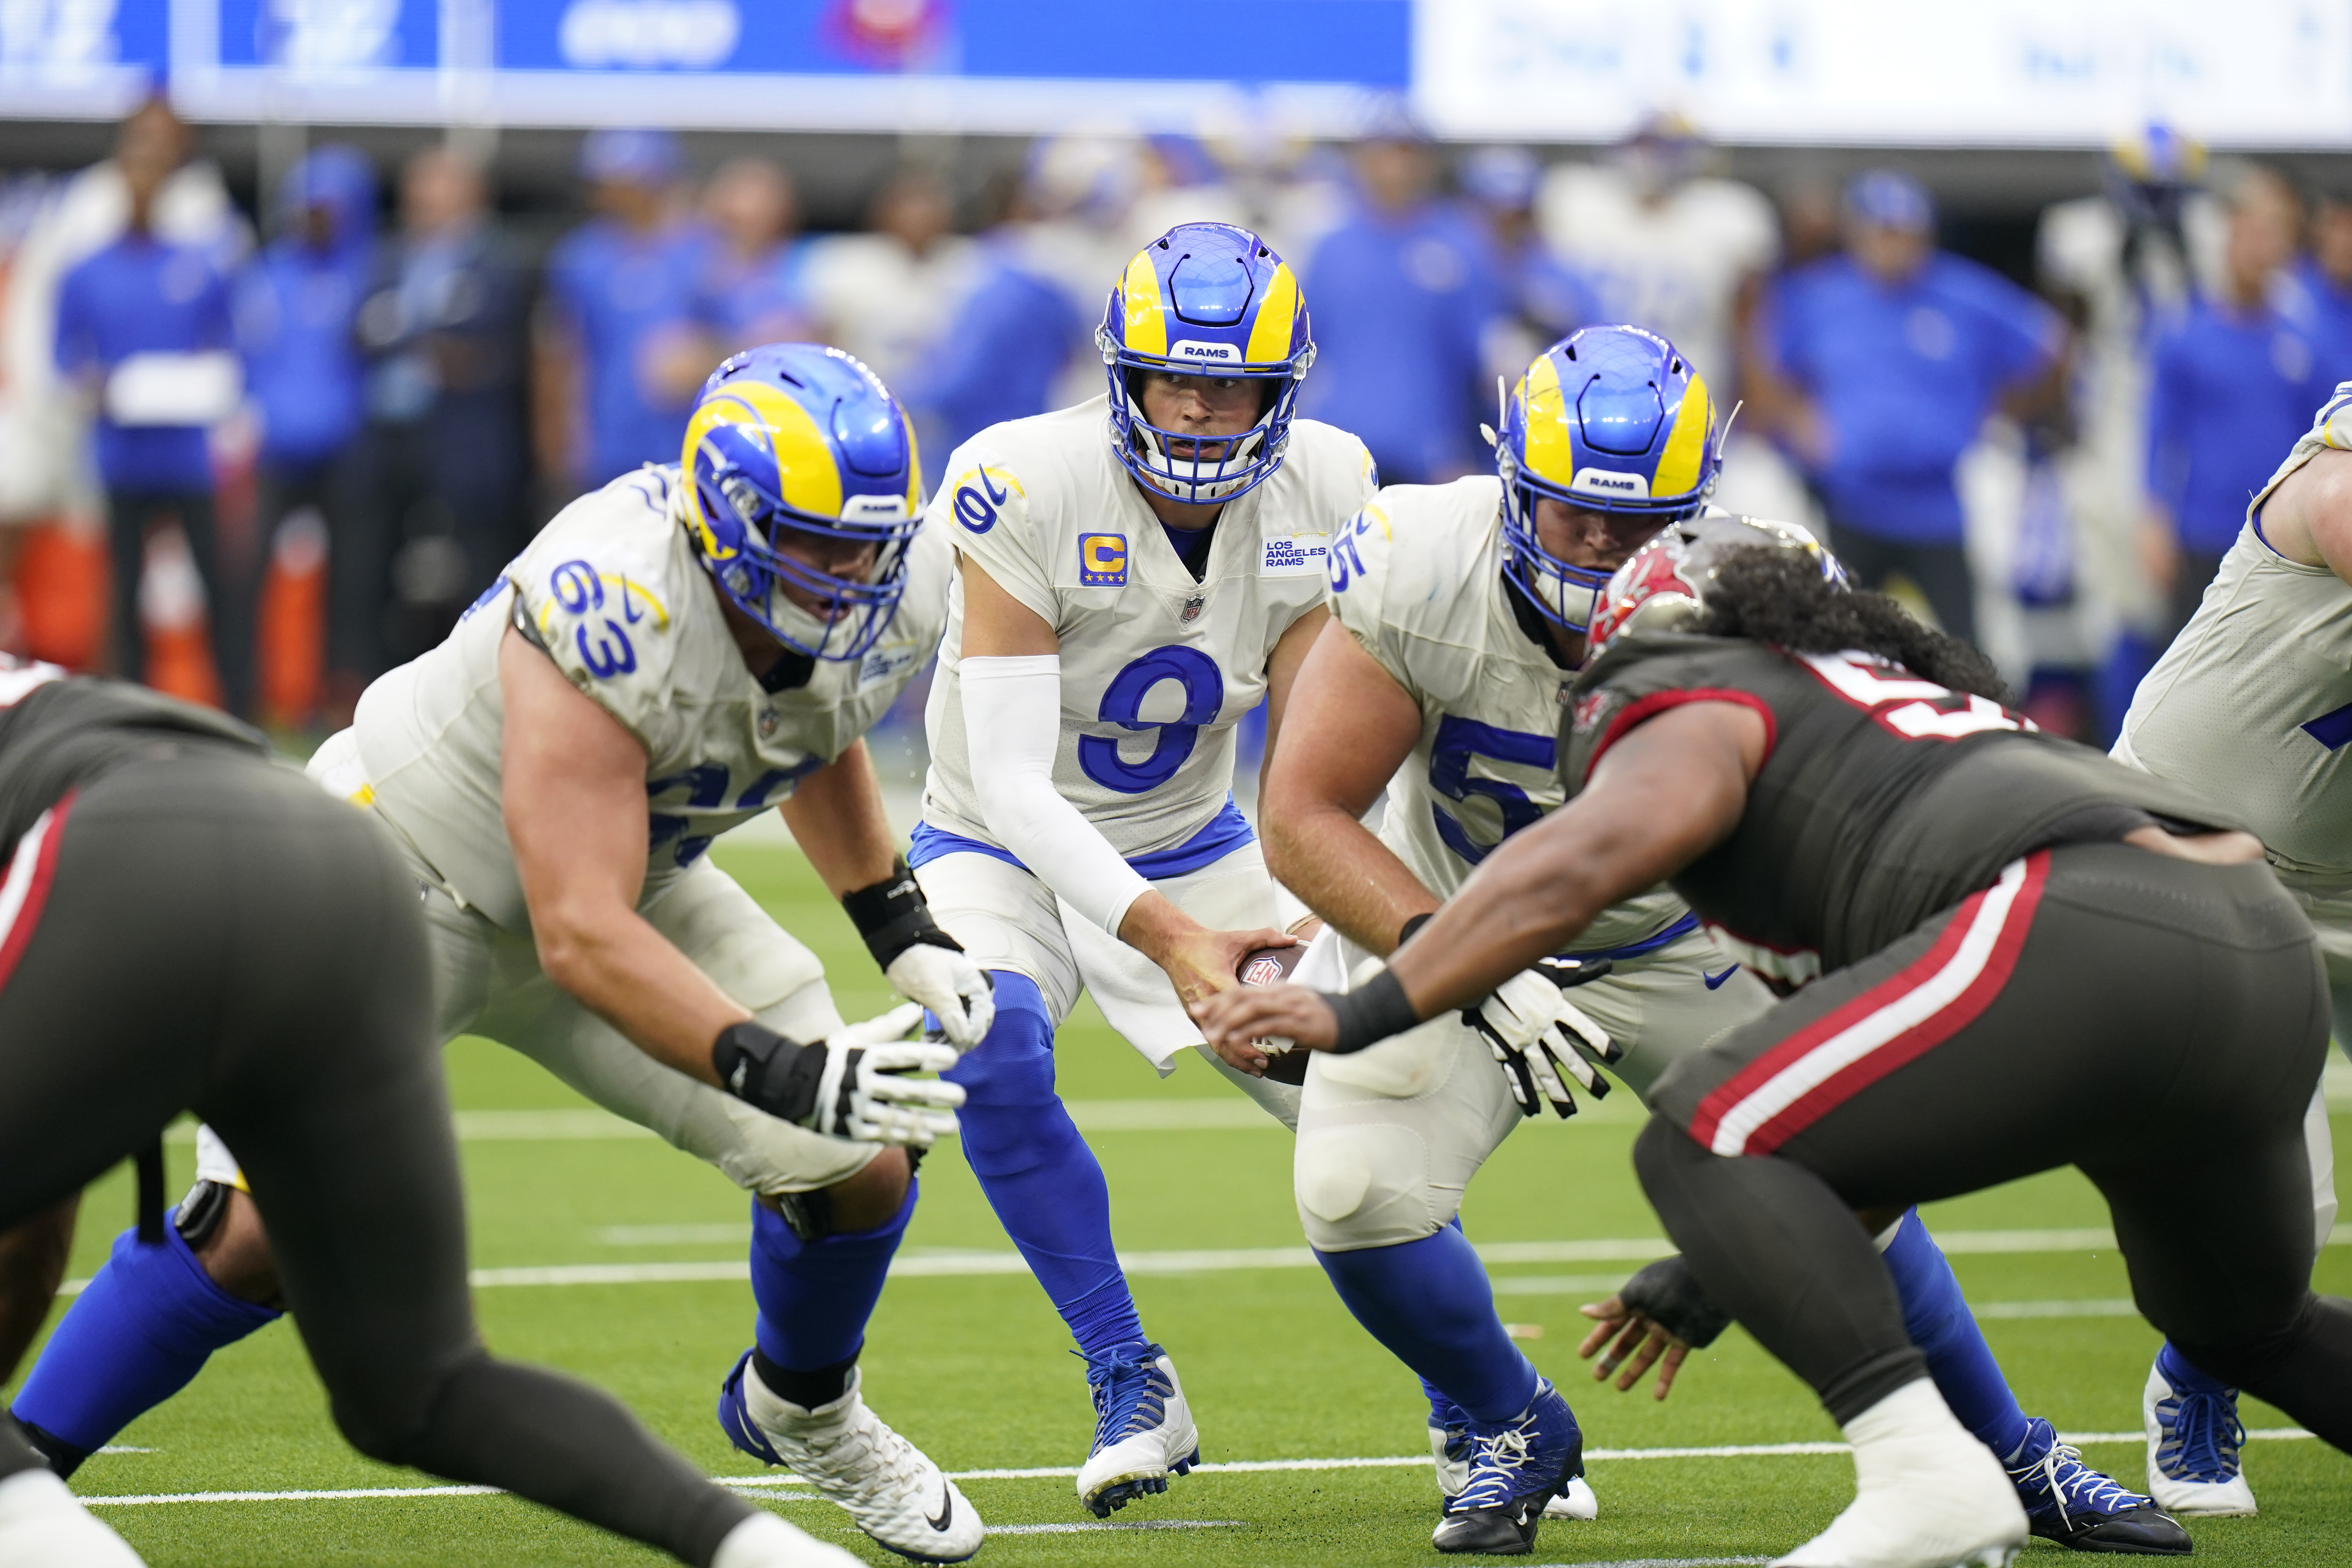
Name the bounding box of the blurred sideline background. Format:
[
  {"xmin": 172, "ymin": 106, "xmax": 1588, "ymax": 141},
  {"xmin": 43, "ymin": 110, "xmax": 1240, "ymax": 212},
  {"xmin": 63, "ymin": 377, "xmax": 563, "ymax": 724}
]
[{"xmin": 5, "ymin": 0, "xmax": 2352, "ymax": 812}]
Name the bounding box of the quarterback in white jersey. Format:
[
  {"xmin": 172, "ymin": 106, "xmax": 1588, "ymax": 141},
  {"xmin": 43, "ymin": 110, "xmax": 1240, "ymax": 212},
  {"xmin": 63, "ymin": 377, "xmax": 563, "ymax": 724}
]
[
  {"xmin": 2113, "ymin": 383, "xmax": 2352, "ymax": 1519},
  {"xmin": 5, "ymin": 347, "xmax": 993, "ymax": 1565},
  {"xmin": 910, "ymin": 223, "xmax": 1372, "ymax": 1517},
  {"xmin": 1257, "ymin": 327, "xmax": 2185, "ymax": 1557}
]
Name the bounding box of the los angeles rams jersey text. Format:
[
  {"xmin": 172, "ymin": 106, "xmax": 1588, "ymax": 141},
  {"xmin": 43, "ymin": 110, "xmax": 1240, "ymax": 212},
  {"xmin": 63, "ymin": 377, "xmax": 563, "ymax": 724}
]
[{"xmin": 922, "ymin": 396, "xmax": 1375, "ymax": 859}]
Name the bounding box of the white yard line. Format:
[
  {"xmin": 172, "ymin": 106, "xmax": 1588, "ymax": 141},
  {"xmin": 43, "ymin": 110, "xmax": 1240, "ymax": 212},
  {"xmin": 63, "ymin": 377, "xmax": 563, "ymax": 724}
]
[{"xmin": 79, "ymin": 1429, "xmax": 2317, "ymax": 1508}]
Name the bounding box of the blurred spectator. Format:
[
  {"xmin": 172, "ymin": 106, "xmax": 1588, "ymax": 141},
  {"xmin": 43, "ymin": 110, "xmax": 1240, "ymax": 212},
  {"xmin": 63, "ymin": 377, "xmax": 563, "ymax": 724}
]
[
  {"xmin": 235, "ymin": 143, "xmax": 376, "ymax": 704},
  {"xmin": 1761, "ymin": 170, "xmax": 2066, "ymax": 646},
  {"xmin": 1298, "ymin": 130, "xmax": 1503, "ymax": 485},
  {"xmin": 536, "ymin": 129, "xmax": 708, "ymax": 491},
  {"xmin": 799, "ymin": 166, "xmax": 979, "ymax": 399},
  {"xmin": 2293, "ymin": 189, "xmax": 2352, "ymax": 388},
  {"xmin": 54, "ymin": 103, "xmax": 247, "ymax": 710},
  {"xmin": 691, "ymin": 157, "xmax": 814, "ymax": 362},
  {"xmin": 349, "ymin": 145, "xmax": 531, "ymax": 690},
  {"xmin": 903, "ymin": 174, "xmax": 1083, "ymax": 474},
  {"xmin": 0, "ymin": 98, "xmax": 241, "ymax": 528},
  {"xmin": 1459, "ymin": 145, "xmax": 1597, "ymax": 377},
  {"xmin": 2143, "ymin": 165, "xmax": 2320, "ymax": 636}
]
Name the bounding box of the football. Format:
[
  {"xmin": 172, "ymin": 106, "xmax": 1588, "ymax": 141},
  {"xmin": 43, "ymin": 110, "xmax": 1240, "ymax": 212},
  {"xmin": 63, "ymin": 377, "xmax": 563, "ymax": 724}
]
[{"xmin": 1234, "ymin": 943, "xmax": 1311, "ymax": 1085}]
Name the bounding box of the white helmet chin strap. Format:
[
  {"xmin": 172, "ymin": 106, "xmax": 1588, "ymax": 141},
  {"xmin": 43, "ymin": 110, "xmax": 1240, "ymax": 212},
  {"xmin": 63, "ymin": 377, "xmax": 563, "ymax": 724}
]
[{"xmin": 1125, "ymin": 393, "xmax": 1272, "ymax": 502}]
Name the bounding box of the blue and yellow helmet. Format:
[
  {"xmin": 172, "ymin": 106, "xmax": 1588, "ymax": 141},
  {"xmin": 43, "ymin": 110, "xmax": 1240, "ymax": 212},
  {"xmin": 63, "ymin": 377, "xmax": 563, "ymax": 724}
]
[
  {"xmin": 1096, "ymin": 221, "xmax": 1315, "ymax": 504},
  {"xmin": 682, "ymin": 343, "xmax": 922, "ymax": 662},
  {"xmin": 1497, "ymin": 325, "xmax": 1720, "ymax": 633}
]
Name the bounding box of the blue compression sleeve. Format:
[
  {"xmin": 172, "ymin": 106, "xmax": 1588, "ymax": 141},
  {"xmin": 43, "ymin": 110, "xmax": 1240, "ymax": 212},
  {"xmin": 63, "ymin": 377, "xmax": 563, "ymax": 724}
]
[
  {"xmin": 944, "ymin": 971, "xmax": 1143, "ymax": 1359},
  {"xmin": 750, "ymin": 1180, "xmax": 916, "ymax": 1372},
  {"xmin": 1885, "ymin": 1210, "xmax": 2030, "ymax": 1459},
  {"xmin": 11, "ymin": 1214, "xmax": 279, "ymax": 1455},
  {"xmin": 1316, "ymin": 1224, "xmax": 1537, "ymax": 1425}
]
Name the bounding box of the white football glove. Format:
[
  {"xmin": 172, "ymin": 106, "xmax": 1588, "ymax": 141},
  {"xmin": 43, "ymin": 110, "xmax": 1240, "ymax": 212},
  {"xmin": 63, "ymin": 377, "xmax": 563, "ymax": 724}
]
[
  {"xmin": 884, "ymin": 941, "xmax": 995, "ymax": 1051},
  {"xmin": 1466, "ymin": 960, "xmax": 1619, "ymax": 1119},
  {"xmin": 809, "ymin": 1004, "xmax": 967, "ymax": 1148}
]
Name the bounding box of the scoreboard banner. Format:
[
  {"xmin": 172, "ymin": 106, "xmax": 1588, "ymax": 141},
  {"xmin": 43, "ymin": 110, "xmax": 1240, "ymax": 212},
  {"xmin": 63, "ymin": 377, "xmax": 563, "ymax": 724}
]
[{"xmin": 3, "ymin": 0, "xmax": 2351, "ymax": 147}]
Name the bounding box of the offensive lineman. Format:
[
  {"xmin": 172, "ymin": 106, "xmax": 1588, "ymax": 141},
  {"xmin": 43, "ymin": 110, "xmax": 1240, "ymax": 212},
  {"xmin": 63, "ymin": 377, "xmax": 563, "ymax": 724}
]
[
  {"xmin": 2112, "ymin": 383, "xmax": 2352, "ymax": 1516},
  {"xmin": 7, "ymin": 346, "xmax": 992, "ymax": 1563},
  {"xmin": 911, "ymin": 223, "xmax": 1372, "ymax": 1515},
  {"xmin": 1203, "ymin": 517, "xmax": 2352, "ymax": 1568},
  {"xmin": 1266, "ymin": 325, "xmax": 2183, "ymax": 1555}
]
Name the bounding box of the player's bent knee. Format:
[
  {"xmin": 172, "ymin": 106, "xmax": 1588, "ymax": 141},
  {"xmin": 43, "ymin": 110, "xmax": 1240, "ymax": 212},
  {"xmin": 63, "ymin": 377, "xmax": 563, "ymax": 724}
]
[
  {"xmin": 818, "ymin": 1146, "xmax": 912, "ymax": 1233},
  {"xmin": 1296, "ymin": 1125, "xmax": 1444, "ymax": 1252},
  {"xmin": 185, "ymin": 1186, "xmax": 282, "ymax": 1307}
]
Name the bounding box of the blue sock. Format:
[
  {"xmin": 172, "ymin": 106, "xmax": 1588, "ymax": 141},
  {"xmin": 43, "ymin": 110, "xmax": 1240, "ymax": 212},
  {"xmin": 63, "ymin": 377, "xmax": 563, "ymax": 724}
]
[
  {"xmin": 11, "ymin": 1212, "xmax": 280, "ymax": 1456},
  {"xmin": 2158, "ymin": 1339, "xmax": 2234, "ymax": 1396},
  {"xmin": 1316, "ymin": 1225, "xmax": 1537, "ymax": 1424},
  {"xmin": 1884, "ymin": 1210, "xmax": 2030, "ymax": 1459},
  {"xmin": 749, "ymin": 1179, "xmax": 916, "ymax": 1373},
  {"xmin": 945, "ymin": 971, "xmax": 1141, "ymax": 1361}
]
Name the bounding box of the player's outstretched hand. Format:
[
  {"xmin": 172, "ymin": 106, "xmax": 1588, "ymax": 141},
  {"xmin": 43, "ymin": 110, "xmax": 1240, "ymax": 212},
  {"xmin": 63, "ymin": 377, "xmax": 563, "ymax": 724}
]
[
  {"xmin": 1466, "ymin": 964, "xmax": 1617, "ymax": 1119},
  {"xmin": 1577, "ymin": 1294, "xmax": 1691, "ymax": 1401},
  {"xmin": 1192, "ymin": 982, "xmax": 1339, "ymax": 1066},
  {"xmin": 711, "ymin": 1005, "xmax": 965, "ymax": 1149},
  {"xmin": 885, "ymin": 940, "xmax": 996, "ymax": 1050}
]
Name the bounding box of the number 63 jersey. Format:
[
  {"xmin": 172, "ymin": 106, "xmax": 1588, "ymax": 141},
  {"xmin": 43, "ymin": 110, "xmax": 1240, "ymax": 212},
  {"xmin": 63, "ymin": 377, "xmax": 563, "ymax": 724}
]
[
  {"xmin": 348, "ymin": 465, "xmax": 952, "ymax": 931},
  {"xmin": 1327, "ymin": 475, "xmax": 1686, "ymax": 955},
  {"xmin": 922, "ymin": 397, "xmax": 1374, "ymax": 859}
]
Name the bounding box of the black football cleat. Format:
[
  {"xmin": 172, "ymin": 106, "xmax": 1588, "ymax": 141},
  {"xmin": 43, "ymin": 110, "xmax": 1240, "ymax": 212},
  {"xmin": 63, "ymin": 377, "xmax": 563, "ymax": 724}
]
[{"xmin": 2006, "ymin": 1417, "xmax": 2193, "ymax": 1555}]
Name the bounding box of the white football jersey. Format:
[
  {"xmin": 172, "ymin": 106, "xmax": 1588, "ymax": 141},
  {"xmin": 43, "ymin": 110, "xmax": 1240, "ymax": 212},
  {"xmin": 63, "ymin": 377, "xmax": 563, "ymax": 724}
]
[
  {"xmin": 353, "ymin": 464, "xmax": 951, "ymax": 930},
  {"xmin": 1328, "ymin": 475, "xmax": 1688, "ymax": 953},
  {"xmin": 2118, "ymin": 386, "xmax": 2352, "ymax": 876},
  {"xmin": 1534, "ymin": 164, "xmax": 1778, "ymax": 390},
  {"xmin": 923, "ymin": 396, "xmax": 1375, "ymax": 859}
]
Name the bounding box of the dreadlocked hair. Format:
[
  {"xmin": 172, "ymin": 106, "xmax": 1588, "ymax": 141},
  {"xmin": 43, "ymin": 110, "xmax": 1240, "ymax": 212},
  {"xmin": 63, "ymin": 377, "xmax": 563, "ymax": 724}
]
[{"xmin": 1696, "ymin": 546, "xmax": 2011, "ymax": 702}]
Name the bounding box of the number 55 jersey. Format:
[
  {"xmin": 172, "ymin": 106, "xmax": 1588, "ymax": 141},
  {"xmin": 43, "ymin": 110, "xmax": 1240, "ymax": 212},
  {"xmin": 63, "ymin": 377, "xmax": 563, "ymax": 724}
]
[{"xmin": 920, "ymin": 396, "xmax": 1374, "ymax": 863}]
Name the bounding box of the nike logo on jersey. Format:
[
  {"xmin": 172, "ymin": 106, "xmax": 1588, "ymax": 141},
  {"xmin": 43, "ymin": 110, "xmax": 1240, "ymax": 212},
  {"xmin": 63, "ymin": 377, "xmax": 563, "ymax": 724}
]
[
  {"xmin": 1703, "ymin": 965, "xmax": 1740, "ymax": 990},
  {"xmin": 927, "ymin": 1487, "xmax": 954, "ymax": 1532}
]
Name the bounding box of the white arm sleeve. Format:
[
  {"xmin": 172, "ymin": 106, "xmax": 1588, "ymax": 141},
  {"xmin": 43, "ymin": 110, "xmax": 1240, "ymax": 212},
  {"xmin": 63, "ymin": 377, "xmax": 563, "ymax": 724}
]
[{"xmin": 960, "ymin": 654, "xmax": 1154, "ymax": 937}]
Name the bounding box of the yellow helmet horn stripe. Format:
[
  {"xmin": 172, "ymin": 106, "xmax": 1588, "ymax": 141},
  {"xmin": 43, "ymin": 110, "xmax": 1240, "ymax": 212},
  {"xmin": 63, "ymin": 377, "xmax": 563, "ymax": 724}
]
[
  {"xmin": 1120, "ymin": 250, "xmax": 1169, "ymax": 358},
  {"xmin": 1651, "ymin": 374, "xmax": 1713, "ymax": 499},
  {"xmin": 682, "ymin": 381, "xmax": 845, "ymax": 529},
  {"xmin": 1243, "ymin": 262, "xmax": 1300, "ymax": 365},
  {"xmin": 1518, "ymin": 352, "xmax": 1576, "ymax": 487}
]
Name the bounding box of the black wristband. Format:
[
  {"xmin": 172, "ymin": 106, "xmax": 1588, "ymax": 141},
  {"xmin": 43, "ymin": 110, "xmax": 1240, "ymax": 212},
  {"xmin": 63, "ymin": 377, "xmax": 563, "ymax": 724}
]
[
  {"xmin": 1617, "ymin": 1254, "xmax": 1734, "ymax": 1348},
  {"xmin": 1325, "ymin": 968, "xmax": 1422, "ymax": 1054},
  {"xmin": 842, "ymin": 858, "xmax": 962, "ymax": 970},
  {"xmin": 1396, "ymin": 911, "xmax": 1434, "ymax": 949},
  {"xmin": 711, "ymin": 1020, "xmax": 826, "ymax": 1124}
]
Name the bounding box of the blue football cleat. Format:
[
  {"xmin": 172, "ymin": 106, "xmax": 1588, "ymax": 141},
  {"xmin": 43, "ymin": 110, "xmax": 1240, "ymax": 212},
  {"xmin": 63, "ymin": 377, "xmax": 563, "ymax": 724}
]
[
  {"xmin": 1431, "ymin": 1377, "xmax": 1584, "ymax": 1555},
  {"xmin": 2004, "ymin": 1417, "xmax": 2190, "ymax": 1554},
  {"xmin": 1075, "ymin": 1342, "xmax": 1198, "ymax": 1518}
]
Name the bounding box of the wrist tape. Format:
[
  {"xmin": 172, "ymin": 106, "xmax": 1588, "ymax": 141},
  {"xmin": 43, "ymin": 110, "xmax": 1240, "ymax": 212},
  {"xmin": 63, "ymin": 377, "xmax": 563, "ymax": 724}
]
[
  {"xmin": 712, "ymin": 1021, "xmax": 825, "ymax": 1124},
  {"xmin": 841, "ymin": 858, "xmax": 961, "ymax": 970},
  {"xmin": 1325, "ymin": 967, "xmax": 1421, "ymax": 1055}
]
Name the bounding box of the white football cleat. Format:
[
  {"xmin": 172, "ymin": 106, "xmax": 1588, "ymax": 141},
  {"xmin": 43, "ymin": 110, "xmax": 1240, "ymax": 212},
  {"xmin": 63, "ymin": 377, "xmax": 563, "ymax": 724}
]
[
  {"xmin": 1773, "ymin": 1380, "xmax": 2026, "ymax": 1568},
  {"xmin": 1076, "ymin": 1342, "xmax": 1198, "ymax": 1517},
  {"xmin": 2143, "ymin": 1356, "xmax": 2258, "ymax": 1516},
  {"xmin": 1432, "ymin": 1413, "xmax": 1597, "ymax": 1519},
  {"xmin": 710, "ymin": 1508, "xmax": 866, "ymax": 1568},
  {"xmin": 717, "ymin": 1354, "xmax": 982, "ymax": 1563},
  {"xmin": 0, "ymin": 1468, "xmax": 147, "ymax": 1566}
]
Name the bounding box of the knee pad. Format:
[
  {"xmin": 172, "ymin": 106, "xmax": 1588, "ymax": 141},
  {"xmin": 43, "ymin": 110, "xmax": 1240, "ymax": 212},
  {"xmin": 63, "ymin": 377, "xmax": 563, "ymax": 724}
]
[
  {"xmin": 1296, "ymin": 1123, "xmax": 1442, "ymax": 1252},
  {"xmin": 943, "ymin": 973, "xmax": 1074, "ymax": 1178}
]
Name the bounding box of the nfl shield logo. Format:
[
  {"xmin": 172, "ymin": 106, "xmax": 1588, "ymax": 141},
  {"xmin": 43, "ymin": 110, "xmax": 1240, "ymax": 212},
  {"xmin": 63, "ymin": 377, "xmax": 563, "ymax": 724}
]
[
  {"xmin": 1241, "ymin": 956, "xmax": 1285, "ymax": 986},
  {"xmin": 1180, "ymin": 595, "xmax": 1206, "ymax": 624},
  {"xmin": 757, "ymin": 706, "xmax": 779, "ymax": 740}
]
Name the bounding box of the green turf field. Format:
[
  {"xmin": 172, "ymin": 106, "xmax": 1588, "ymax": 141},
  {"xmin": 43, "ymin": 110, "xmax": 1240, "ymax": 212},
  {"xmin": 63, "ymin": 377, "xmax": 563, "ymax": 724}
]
[{"xmin": 13, "ymin": 837, "xmax": 2351, "ymax": 1566}]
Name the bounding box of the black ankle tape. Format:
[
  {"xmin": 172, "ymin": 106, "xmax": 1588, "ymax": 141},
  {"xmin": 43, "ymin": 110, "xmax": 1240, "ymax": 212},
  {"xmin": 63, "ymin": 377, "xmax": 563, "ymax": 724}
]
[{"xmin": 753, "ymin": 1346, "xmax": 859, "ymax": 1411}]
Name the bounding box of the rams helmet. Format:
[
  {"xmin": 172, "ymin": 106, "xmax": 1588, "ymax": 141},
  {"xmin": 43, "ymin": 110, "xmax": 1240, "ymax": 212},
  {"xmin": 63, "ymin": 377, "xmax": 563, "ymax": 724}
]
[
  {"xmin": 681, "ymin": 344, "xmax": 922, "ymax": 662},
  {"xmin": 1497, "ymin": 325, "xmax": 1721, "ymax": 632},
  {"xmin": 1097, "ymin": 221, "xmax": 1315, "ymax": 504}
]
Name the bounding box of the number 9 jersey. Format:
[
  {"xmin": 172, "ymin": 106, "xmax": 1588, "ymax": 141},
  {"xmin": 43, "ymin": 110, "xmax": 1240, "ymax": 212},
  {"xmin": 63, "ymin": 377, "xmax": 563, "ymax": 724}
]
[
  {"xmin": 1326, "ymin": 474, "xmax": 1687, "ymax": 955},
  {"xmin": 921, "ymin": 397, "xmax": 1374, "ymax": 859}
]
